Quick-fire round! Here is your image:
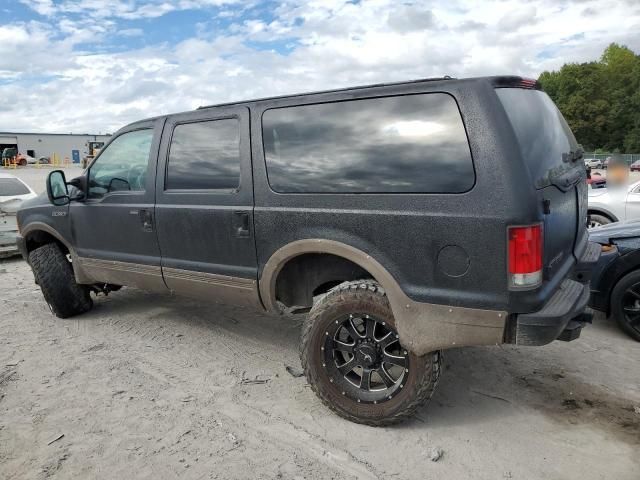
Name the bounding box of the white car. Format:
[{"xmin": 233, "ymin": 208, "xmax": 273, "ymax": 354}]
[
  {"xmin": 0, "ymin": 173, "xmax": 37, "ymax": 256},
  {"xmin": 585, "ymin": 158, "xmax": 603, "ymax": 169},
  {"xmin": 588, "ymin": 180, "xmax": 640, "ymax": 228}
]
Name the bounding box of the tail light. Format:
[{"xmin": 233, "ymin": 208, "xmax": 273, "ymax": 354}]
[{"xmin": 508, "ymin": 224, "xmax": 543, "ymax": 288}]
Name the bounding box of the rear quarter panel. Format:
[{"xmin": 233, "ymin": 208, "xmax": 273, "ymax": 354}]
[{"xmin": 251, "ymin": 79, "xmax": 540, "ymax": 312}]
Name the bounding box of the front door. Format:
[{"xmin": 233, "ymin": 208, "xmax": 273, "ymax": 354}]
[
  {"xmin": 155, "ymin": 107, "xmax": 260, "ymax": 308},
  {"xmin": 69, "ymin": 119, "xmax": 167, "ymax": 292}
]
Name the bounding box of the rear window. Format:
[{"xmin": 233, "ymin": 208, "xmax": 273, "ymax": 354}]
[
  {"xmin": 262, "ymin": 93, "xmax": 474, "ymax": 193},
  {"xmin": 166, "ymin": 118, "xmax": 241, "ymax": 190},
  {"xmin": 0, "ymin": 178, "xmax": 30, "ymax": 196},
  {"xmin": 496, "ymin": 89, "xmax": 579, "ymax": 182}
]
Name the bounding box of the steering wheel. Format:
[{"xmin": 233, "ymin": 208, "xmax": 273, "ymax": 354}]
[{"xmin": 127, "ymin": 165, "xmax": 147, "ymax": 190}]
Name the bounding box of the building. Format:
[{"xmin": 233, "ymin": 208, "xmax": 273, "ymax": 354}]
[{"xmin": 0, "ymin": 132, "xmax": 112, "ymax": 163}]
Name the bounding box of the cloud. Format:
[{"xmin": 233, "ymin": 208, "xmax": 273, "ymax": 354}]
[{"xmin": 2, "ymin": 0, "xmax": 640, "ymax": 133}]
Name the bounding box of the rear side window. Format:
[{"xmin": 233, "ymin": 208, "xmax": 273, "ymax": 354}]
[
  {"xmin": 0, "ymin": 178, "xmax": 30, "ymax": 196},
  {"xmin": 496, "ymin": 89, "xmax": 579, "ymax": 183},
  {"xmin": 166, "ymin": 118, "xmax": 240, "ymax": 190},
  {"xmin": 262, "ymin": 93, "xmax": 474, "ymax": 193}
]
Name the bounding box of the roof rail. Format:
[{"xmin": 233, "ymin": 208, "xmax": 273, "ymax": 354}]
[{"xmin": 196, "ymin": 76, "xmax": 456, "ymax": 110}]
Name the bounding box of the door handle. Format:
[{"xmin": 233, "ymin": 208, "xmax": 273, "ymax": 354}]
[{"xmin": 233, "ymin": 211, "xmax": 250, "ymax": 238}]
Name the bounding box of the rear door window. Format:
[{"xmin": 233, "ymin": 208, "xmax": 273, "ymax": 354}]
[
  {"xmin": 496, "ymin": 88, "xmax": 579, "ymax": 185},
  {"xmin": 166, "ymin": 118, "xmax": 240, "ymax": 190},
  {"xmin": 262, "ymin": 93, "xmax": 474, "ymax": 193}
]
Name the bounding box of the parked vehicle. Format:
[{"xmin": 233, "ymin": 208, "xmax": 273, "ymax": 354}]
[
  {"xmin": 603, "ymin": 157, "xmax": 612, "ymax": 169},
  {"xmin": 17, "ymin": 76, "xmax": 597, "ymax": 425},
  {"xmin": 589, "ymin": 221, "xmax": 640, "ymax": 341},
  {"xmin": 585, "ymin": 158, "xmax": 603, "ymax": 169},
  {"xmin": 1, "ymin": 147, "xmax": 18, "ymax": 165},
  {"xmin": 630, "ymin": 160, "xmax": 640, "ymax": 172},
  {"xmin": 16, "ymin": 153, "xmax": 37, "ymax": 165},
  {"xmin": 586, "ymin": 168, "xmax": 606, "ymax": 189},
  {"xmin": 588, "ymin": 180, "xmax": 640, "ymax": 228},
  {"xmin": 0, "ymin": 173, "xmax": 37, "ymax": 256}
]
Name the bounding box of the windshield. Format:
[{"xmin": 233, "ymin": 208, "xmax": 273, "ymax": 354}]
[{"xmin": 496, "ymin": 88, "xmax": 579, "ymax": 186}]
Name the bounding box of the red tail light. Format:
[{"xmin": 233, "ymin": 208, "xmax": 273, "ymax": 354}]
[{"xmin": 508, "ymin": 224, "xmax": 543, "ymax": 288}]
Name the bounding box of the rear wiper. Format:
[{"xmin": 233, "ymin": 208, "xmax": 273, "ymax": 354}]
[{"xmin": 563, "ymin": 148, "xmax": 584, "ymax": 163}]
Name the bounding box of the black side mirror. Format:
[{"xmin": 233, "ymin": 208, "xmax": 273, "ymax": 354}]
[{"xmin": 46, "ymin": 170, "xmax": 70, "ymax": 206}]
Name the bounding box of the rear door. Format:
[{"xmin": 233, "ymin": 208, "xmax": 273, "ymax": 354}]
[
  {"xmin": 154, "ymin": 107, "xmax": 261, "ymax": 308},
  {"xmin": 496, "ymin": 88, "xmax": 585, "ymax": 285}
]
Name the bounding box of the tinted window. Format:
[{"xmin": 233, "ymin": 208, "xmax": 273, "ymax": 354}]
[
  {"xmin": 88, "ymin": 129, "xmax": 153, "ymax": 199},
  {"xmin": 166, "ymin": 119, "xmax": 240, "ymax": 190},
  {"xmin": 0, "ymin": 178, "xmax": 30, "ymax": 196},
  {"xmin": 496, "ymin": 89, "xmax": 579, "ymax": 182},
  {"xmin": 262, "ymin": 93, "xmax": 474, "ymax": 193}
]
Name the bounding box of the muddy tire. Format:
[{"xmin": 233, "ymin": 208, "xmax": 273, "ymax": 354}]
[
  {"xmin": 301, "ymin": 280, "xmax": 441, "ymax": 426},
  {"xmin": 28, "ymin": 243, "xmax": 92, "ymax": 319}
]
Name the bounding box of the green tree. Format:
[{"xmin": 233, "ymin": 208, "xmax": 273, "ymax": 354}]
[{"xmin": 538, "ymin": 43, "xmax": 640, "ymax": 153}]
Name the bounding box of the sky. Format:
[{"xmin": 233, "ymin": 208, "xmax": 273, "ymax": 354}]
[{"xmin": 0, "ymin": 0, "xmax": 639, "ymax": 134}]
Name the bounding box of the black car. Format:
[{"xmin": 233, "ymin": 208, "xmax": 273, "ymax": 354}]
[
  {"xmin": 17, "ymin": 76, "xmax": 597, "ymax": 425},
  {"xmin": 589, "ymin": 221, "xmax": 640, "ymax": 341}
]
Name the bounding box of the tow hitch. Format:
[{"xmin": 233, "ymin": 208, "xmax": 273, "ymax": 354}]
[{"xmin": 557, "ymin": 309, "xmax": 593, "ymax": 342}]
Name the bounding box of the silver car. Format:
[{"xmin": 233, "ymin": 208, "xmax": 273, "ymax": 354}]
[
  {"xmin": 585, "ymin": 158, "xmax": 603, "ymax": 169},
  {"xmin": 588, "ymin": 179, "xmax": 640, "ymax": 228},
  {"xmin": 0, "ymin": 173, "xmax": 37, "ymax": 256}
]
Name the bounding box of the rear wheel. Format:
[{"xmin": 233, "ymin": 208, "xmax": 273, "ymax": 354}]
[
  {"xmin": 610, "ymin": 270, "xmax": 640, "ymax": 342},
  {"xmin": 301, "ymin": 280, "xmax": 441, "ymax": 426},
  {"xmin": 588, "ymin": 213, "xmax": 612, "ymax": 229},
  {"xmin": 28, "ymin": 243, "xmax": 93, "ymax": 318}
]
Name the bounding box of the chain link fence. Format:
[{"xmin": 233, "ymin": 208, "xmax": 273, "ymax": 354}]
[{"xmin": 584, "ymin": 153, "xmax": 640, "ymax": 165}]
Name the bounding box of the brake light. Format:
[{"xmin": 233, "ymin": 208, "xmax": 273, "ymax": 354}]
[{"xmin": 508, "ymin": 224, "xmax": 543, "ymax": 288}]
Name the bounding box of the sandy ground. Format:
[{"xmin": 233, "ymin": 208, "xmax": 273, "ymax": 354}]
[
  {"xmin": 0, "ymin": 166, "xmax": 639, "ymax": 479},
  {"xmin": 0, "ymin": 260, "xmax": 639, "ymax": 480}
]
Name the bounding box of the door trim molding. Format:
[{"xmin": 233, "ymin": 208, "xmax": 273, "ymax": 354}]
[
  {"xmin": 163, "ymin": 266, "xmax": 262, "ymax": 309},
  {"xmin": 76, "ymin": 256, "xmax": 166, "ymax": 292}
]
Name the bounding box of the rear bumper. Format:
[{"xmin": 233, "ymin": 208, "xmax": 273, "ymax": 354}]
[
  {"xmin": 510, "ymin": 241, "xmax": 600, "ymax": 346},
  {"xmin": 512, "ymin": 279, "xmax": 590, "ymax": 345}
]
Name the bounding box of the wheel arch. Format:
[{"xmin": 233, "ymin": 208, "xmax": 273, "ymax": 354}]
[
  {"xmin": 259, "ymin": 239, "xmax": 507, "ymax": 354},
  {"xmin": 259, "ymin": 239, "xmax": 399, "ymax": 313},
  {"xmin": 587, "ymin": 207, "xmax": 618, "ymax": 223},
  {"xmin": 21, "ymin": 222, "xmax": 73, "ymax": 257},
  {"xmin": 21, "ymin": 222, "xmax": 92, "ymax": 284}
]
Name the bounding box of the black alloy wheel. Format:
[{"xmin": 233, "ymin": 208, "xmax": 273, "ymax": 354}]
[
  {"xmin": 620, "ymin": 283, "xmax": 640, "ymax": 339},
  {"xmin": 323, "ymin": 313, "xmax": 408, "ymax": 404}
]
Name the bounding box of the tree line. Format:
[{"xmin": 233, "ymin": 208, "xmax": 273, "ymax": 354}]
[{"xmin": 538, "ymin": 43, "xmax": 640, "ymax": 153}]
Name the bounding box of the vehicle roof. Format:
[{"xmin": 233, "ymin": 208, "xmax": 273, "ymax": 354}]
[{"xmin": 124, "ymin": 74, "xmax": 536, "ymax": 129}]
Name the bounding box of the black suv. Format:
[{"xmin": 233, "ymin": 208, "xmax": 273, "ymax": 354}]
[{"xmin": 17, "ymin": 76, "xmax": 598, "ymax": 425}]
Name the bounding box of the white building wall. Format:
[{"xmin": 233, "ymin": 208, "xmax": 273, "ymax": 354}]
[{"xmin": 13, "ymin": 134, "xmax": 111, "ymax": 161}]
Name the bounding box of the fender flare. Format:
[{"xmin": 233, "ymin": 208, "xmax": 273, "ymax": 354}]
[
  {"xmin": 259, "ymin": 239, "xmax": 506, "ymax": 354},
  {"xmin": 20, "ymin": 222, "xmax": 91, "ymax": 283}
]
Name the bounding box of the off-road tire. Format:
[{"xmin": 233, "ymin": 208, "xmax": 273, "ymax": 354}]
[
  {"xmin": 300, "ymin": 280, "xmax": 441, "ymax": 426},
  {"xmin": 610, "ymin": 270, "xmax": 640, "ymax": 342},
  {"xmin": 28, "ymin": 243, "xmax": 92, "ymax": 318}
]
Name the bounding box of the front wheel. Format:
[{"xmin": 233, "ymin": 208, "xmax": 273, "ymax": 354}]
[
  {"xmin": 610, "ymin": 270, "xmax": 640, "ymax": 342},
  {"xmin": 300, "ymin": 280, "xmax": 441, "ymax": 426},
  {"xmin": 28, "ymin": 243, "xmax": 93, "ymax": 318}
]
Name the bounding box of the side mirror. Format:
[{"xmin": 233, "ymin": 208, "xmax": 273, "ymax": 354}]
[{"xmin": 46, "ymin": 170, "xmax": 70, "ymax": 206}]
